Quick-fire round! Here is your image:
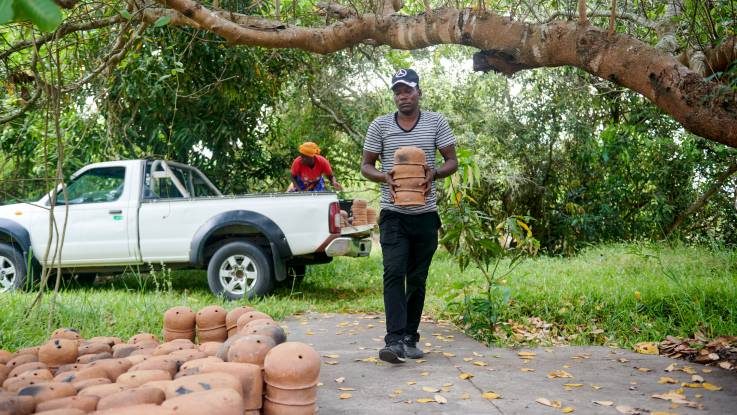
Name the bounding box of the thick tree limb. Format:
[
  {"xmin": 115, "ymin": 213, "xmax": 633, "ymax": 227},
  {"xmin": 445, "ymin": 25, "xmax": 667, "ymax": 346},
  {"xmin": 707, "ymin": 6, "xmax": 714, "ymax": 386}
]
[
  {"xmin": 544, "ymin": 10, "xmax": 655, "ymax": 29},
  {"xmin": 143, "ymin": 2, "xmax": 737, "ymax": 147},
  {"xmin": 665, "ymin": 160, "xmax": 737, "ymax": 237},
  {"xmin": 578, "ymin": 0, "xmax": 588, "ymax": 25}
]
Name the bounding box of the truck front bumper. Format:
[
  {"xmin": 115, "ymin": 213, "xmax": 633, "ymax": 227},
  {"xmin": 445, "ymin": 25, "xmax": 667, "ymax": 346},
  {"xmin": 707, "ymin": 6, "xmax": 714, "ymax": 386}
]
[{"xmin": 325, "ymin": 237, "xmax": 372, "ymax": 257}]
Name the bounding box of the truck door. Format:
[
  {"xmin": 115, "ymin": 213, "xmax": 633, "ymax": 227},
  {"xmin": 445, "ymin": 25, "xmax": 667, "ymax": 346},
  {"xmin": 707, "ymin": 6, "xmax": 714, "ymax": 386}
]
[{"xmin": 32, "ymin": 166, "xmax": 136, "ymax": 265}]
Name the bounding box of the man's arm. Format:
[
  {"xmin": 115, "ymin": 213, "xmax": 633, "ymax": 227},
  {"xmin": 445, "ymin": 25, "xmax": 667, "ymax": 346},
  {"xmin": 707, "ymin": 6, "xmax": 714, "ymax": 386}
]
[
  {"xmin": 422, "ymin": 144, "xmax": 458, "ymax": 194},
  {"xmin": 361, "ymin": 150, "xmax": 396, "ymax": 198},
  {"xmin": 290, "ymin": 175, "xmax": 301, "ymax": 192}
]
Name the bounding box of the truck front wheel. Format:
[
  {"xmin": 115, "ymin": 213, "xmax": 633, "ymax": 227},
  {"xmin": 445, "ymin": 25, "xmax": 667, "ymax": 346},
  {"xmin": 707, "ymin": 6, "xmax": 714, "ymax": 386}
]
[
  {"xmin": 207, "ymin": 241, "xmax": 273, "ymax": 300},
  {"xmin": 0, "ymin": 243, "xmax": 26, "ymax": 293}
]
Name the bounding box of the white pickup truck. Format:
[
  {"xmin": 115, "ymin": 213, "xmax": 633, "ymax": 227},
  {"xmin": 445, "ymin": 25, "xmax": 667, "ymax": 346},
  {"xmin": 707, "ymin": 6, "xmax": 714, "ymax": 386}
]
[{"xmin": 0, "ymin": 160, "xmax": 372, "ymax": 299}]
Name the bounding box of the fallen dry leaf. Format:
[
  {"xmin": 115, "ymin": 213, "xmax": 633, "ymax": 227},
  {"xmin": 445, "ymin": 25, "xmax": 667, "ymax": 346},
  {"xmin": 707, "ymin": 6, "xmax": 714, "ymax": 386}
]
[
  {"xmin": 420, "ymin": 371, "xmax": 429, "ymax": 377},
  {"xmin": 434, "ymin": 394, "xmax": 447, "ymax": 404},
  {"xmin": 658, "ymin": 377, "xmax": 678, "ymax": 384},
  {"xmin": 459, "ymin": 373, "xmax": 474, "ymax": 380},
  {"xmin": 324, "ymin": 361, "xmax": 339, "ymax": 365},
  {"xmin": 442, "ymin": 383, "xmax": 453, "ymax": 387},
  {"xmin": 416, "ymin": 359, "xmax": 427, "ymax": 363},
  {"xmin": 335, "ymin": 377, "xmax": 345, "ymax": 383},
  {"xmin": 407, "ymin": 381, "xmax": 417, "ymax": 385},
  {"xmin": 593, "ymin": 401, "xmax": 614, "ymax": 406},
  {"xmin": 652, "ymin": 390, "xmax": 704, "ymax": 409},
  {"xmin": 481, "ymin": 392, "xmax": 501, "ymax": 400},
  {"xmin": 681, "ymin": 382, "xmax": 702, "ymax": 388},
  {"xmin": 634, "ymin": 342, "xmax": 659, "ymax": 355},
  {"xmin": 521, "ymin": 368, "xmax": 536, "ymax": 372},
  {"xmin": 651, "ymin": 412, "xmax": 679, "ymax": 415},
  {"xmin": 590, "ymin": 385, "xmax": 602, "ymax": 390},
  {"xmin": 664, "ymin": 363, "xmax": 677, "ymax": 372},
  {"xmin": 463, "ymin": 357, "xmax": 473, "ymax": 362},
  {"xmin": 536, "ymin": 398, "xmax": 562, "ymax": 408},
  {"xmin": 422, "ymin": 387, "xmax": 440, "ymax": 393},
  {"xmin": 459, "ymin": 392, "xmax": 470, "ymax": 400},
  {"xmin": 442, "ymin": 352, "xmax": 456, "ymax": 357},
  {"xmin": 393, "ymin": 389, "xmax": 402, "ymax": 395},
  {"xmin": 323, "ymin": 354, "xmax": 340, "ymax": 359},
  {"xmin": 339, "ymin": 393, "xmax": 352, "ymax": 399},
  {"xmin": 473, "ymin": 361, "xmax": 488, "ymax": 367},
  {"xmin": 337, "ymin": 387, "xmax": 355, "ymax": 391},
  {"xmin": 702, "ymin": 368, "xmax": 712, "ymax": 373},
  {"xmin": 548, "ymin": 370, "xmax": 574, "ymax": 379},
  {"xmin": 617, "ymin": 358, "xmax": 630, "ymax": 363},
  {"xmin": 681, "ymin": 366, "xmax": 697, "ymax": 375},
  {"xmin": 416, "ymin": 398, "xmax": 435, "ymax": 403},
  {"xmin": 637, "ymin": 367, "xmax": 652, "ymax": 372},
  {"xmin": 518, "ymin": 352, "xmax": 537, "ymax": 358},
  {"xmin": 615, "ymin": 405, "xmax": 639, "ymax": 414},
  {"xmin": 563, "ymin": 383, "xmax": 583, "ymax": 388},
  {"xmin": 691, "ymin": 374, "xmax": 704, "ymax": 383},
  {"xmin": 702, "ymin": 382, "xmax": 722, "ymax": 391},
  {"xmin": 561, "ymin": 407, "xmax": 575, "ymax": 413}
]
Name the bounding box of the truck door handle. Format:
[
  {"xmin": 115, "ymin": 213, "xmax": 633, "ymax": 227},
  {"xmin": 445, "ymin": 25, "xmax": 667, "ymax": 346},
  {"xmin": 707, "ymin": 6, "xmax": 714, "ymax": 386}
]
[{"xmin": 108, "ymin": 209, "xmax": 122, "ymax": 214}]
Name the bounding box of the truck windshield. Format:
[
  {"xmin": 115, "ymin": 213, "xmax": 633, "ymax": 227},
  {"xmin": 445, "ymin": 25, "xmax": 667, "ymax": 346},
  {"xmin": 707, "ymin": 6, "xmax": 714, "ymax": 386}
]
[{"xmin": 56, "ymin": 166, "xmax": 126, "ymax": 205}]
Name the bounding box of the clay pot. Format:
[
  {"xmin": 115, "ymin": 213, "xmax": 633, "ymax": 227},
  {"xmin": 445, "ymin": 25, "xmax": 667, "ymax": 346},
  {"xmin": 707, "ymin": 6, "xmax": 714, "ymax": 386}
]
[
  {"xmin": 352, "ymin": 199, "xmax": 367, "ymax": 209},
  {"xmin": 50, "ymin": 328, "xmax": 83, "ymax": 342},
  {"xmin": 226, "ymin": 335, "xmax": 276, "ymax": 367},
  {"xmin": 196, "ymin": 327, "xmax": 228, "ymax": 343},
  {"xmin": 16, "ymin": 346, "xmax": 40, "ymax": 357},
  {"xmin": 86, "ymin": 359, "xmax": 132, "ymax": 381},
  {"xmin": 163, "ymin": 330, "xmax": 195, "ymax": 343},
  {"xmin": 130, "ymin": 357, "xmax": 178, "ymax": 377},
  {"xmin": 78, "ymin": 342, "xmax": 112, "ymax": 357},
  {"xmin": 6, "ymin": 353, "xmax": 39, "ymax": 368},
  {"xmin": 235, "ymin": 311, "xmax": 273, "ymax": 332},
  {"xmin": 262, "ymin": 397, "xmax": 316, "ymax": 415},
  {"xmin": 89, "ymin": 404, "xmax": 174, "ymax": 415},
  {"xmin": 263, "ymin": 342, "xmax": 320, "ymax": 390},
  {"xmin": 71, "ymin": 377, "xmax": 111, "ymax": 392},
  {"xmin": 116, "ymin": 370, "xmax": 171, "ymax": 388},
  {"xmin": 189, "ymin": 361, "xmax": 262, "ymax": 410},
  {"xmin": 178, "ymin": 357, "xmax": 222, "ymax": 372},
  {"xmin": 265, "ymin": 383, "xmax": 317, "ymax": 405},
  {"xmin": 0, "ymin": 365, "xmax": 9, "ymax": 385},
  {"xmin": 152, "ymin": 340, "xmax": 194, "ymax": 356},
  {"xmin": 216, "ymin": 334, "xmax": 245, "ymax": 360},
  {"xmin": 394, "ymin": 189, "xmax": 425, "ymax": 206},
  {"xmin": 3, "ymin": 369, "xmax": 53, "ymax": 392},
  {"xmin": 242, "ymin": 325, "xmax": 287, "ymax": 345},
  {"xmin": 163, "ymin": 307, "xmax": 196, "ymax": 331},
  {"xmin": 8, "ymin": 361, "xmax": 48, "ymax": 378},
  {"xmin": 111, "ymin": 345, "xmax": 138, "ymax": 359},
  {"xmin": 0, "ymin": 395, "xmax": 36, "ymax": 415},
  {"xmin": 56, "ymin": 363, "xmax": 88, "ymax": 376},
  {"xmin": 97, "ymin": 387, "xmax": 165, "ymax": 410},
  {"xmin": 17, "ymin": 382, "xmax": 77, "ymax": 405},
  {"xmin": 35, "ymin": 394, "xmax": 99, "ymax": 413},
  {"xmin": 31, "ymin": 408, "xmax": 86, "ymax": 415},
  {"xmin": 0, "ymin": 349, "xmax": 13, "ymax": 364},
  {"xmin": 225, "ymin": 307, "xmax": 255, "ymax": 336},
  {"xmin": 77, "ymin": 383, "xmax": 129, "ymax": 399},
  {"xmin": 197, "ymin": 342, "xmax": 222, "ymax": 357},
  {"xmin": 394, "ymin": 146, "xmax": 427, "ymax": 165},
  {"xmin": 164, "ymin": 373, "xmax": 241, "ymax": 399},
  {"xmin": 86, "ymin": 337, "xmax": 123, "ymax": 347},
  {"xmin": 167, "ymin": 350, "xmax": 207, "ymax": 365},
  {"xmin": 195, "ymin": 306, "xmax": 227, "ymax": 330},
  {"xmin": 54, "ymin": 366, "xmax": 109, "ymax": 384},
  {"xmin": 127, "ymin": 333, "xmax": 159, "ymax": 345},
  {"xmin": 124, "ymin": 355, "xmax": 147, "ymax": 366},
  {"xmin": 161, "ymin": 389, "xmax": 243, "ymax": 415},
  {"xmin": 394, "ymin": 177, "xmax": 425, "ymax": 191},
  {"xmin": 367, "ymin": 208, "xmax": 377, "ymax": 225},
  {"xmin": 76, "ymin": 352, "xmax": 113, "ymax": 365},
  {"xmin": 391, "ymin": 164, "xmax": 425, "ymax": 179},
  {"xmin": 39, "ymin": 339, "xmax": 79, "ymax": 369}
]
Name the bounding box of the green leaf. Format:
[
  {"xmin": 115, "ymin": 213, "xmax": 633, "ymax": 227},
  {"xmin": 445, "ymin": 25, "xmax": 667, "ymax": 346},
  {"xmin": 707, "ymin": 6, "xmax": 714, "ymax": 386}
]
[
  {"xmin": 14, "ymin": 0, "xmax": 62, "ymax": 32},
  {"xmin": 0, "ymin": 0, "xmax": 13, "ymax": 25},
  {"xmin": 119, "ymin": 9, "xmax": 132, "ymax": 20},
  {"xmin": 154, "ymin": 15, "xmax": 172, "ymax": 27}
]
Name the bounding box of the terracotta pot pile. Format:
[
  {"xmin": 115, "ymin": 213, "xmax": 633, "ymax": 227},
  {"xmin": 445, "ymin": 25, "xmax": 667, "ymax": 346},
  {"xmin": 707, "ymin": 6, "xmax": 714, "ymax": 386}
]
[
  {"xmin": 350, "ymin": 199, "xmax": 368, "ymax": 226},
  {"xmin": 0, "ymin": 305, "xmax": 320, "ymax": 415},
  {"xmin": 392, "ymin": 146, "xmax": 427, "ymax": 206}
]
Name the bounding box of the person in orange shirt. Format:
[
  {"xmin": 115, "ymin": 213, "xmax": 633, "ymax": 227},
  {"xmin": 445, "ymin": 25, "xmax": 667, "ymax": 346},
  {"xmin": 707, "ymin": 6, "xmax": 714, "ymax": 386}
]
[{"xmin": 289, "ymin": 142, "xmax": 343, "ymax": 192}]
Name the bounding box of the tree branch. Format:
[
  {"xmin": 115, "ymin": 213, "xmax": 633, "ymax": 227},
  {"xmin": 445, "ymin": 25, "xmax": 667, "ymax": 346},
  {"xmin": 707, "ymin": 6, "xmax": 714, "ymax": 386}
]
[
  {"xmin": 316, "ymin": 1, "xmax": 357, "ymax": 19},
  {"xmin": 544, "ymin": 10, "xmax": 655, "ymax": 29},
  {"xmin": 309, "ymin": 92, "xmax": 364, "ymax": 148}
]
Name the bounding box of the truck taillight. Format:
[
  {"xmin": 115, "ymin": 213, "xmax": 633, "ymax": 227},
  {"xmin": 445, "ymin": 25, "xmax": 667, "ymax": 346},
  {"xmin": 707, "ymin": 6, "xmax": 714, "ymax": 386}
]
[{"xmin": 329, "ymin": 201, "xmax": 341, "ymax": 234}]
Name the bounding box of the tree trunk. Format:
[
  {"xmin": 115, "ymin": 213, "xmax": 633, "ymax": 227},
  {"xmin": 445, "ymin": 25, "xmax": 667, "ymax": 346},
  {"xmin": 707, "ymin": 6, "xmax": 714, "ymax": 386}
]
[{"xmin": 665, "ymin": 160, "xmax": 737, "ymax": 237}]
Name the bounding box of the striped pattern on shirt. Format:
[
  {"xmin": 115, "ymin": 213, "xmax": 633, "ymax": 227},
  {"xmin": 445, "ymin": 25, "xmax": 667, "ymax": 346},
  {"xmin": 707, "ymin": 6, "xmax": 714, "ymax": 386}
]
[{"xmin": 363, "ymin": 111, "xmax": 456, "ymax": 214}]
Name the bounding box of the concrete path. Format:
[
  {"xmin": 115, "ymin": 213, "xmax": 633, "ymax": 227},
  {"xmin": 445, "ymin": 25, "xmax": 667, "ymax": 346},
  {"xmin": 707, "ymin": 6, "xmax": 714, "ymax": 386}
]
[{"xmin": 281, "ymin": 313, "xmax": 737, "ymax": 415}]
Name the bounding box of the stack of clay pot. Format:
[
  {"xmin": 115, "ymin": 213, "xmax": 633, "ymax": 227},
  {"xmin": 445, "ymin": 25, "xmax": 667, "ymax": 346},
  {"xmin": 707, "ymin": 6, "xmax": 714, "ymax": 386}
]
[
  {"xmin": 366, "ymin": 207, "xmax": 377, "ymax": 225},
  {"xmin": 262, "ymin": 342, "xmax": 320, "ymax": 415},
  {"xmin": 163, "ymin": 307, "xmax": 196, "ymax": 342},
  {"xmin": 392, "ymin": 146, "xmax": 427, "ymax": 206},
  {"xmin": 0, "ymin": 305, "xmax": 321, "ymax": 415},
  {"xmin": 351, "ymin": 199, "xmax": 368, "ymax": 226},
  {"xmin": 196, "ymin": 306, "xmax": 227, "ymax": 343},
  {"xmin": 339, "ymin": 210, "xmax": 349, "ymax": 228}
]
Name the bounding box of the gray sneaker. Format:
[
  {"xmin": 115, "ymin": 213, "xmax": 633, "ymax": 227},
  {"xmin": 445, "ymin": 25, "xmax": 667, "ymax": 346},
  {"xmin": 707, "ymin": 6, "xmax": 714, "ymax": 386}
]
[
  {"xmin": 403, "ymin": 336, "xmax": 424, "ymax": 359},
  {"xmin": 379, "ymin": 342, "xmax": 406, "ymax": 364}
]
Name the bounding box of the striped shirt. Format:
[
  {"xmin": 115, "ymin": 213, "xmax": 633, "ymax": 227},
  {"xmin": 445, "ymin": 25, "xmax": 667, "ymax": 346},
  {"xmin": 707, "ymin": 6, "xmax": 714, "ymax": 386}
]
[{"xmin": 364, "ymin": 111, "xmax": 456, "ymax": 214}]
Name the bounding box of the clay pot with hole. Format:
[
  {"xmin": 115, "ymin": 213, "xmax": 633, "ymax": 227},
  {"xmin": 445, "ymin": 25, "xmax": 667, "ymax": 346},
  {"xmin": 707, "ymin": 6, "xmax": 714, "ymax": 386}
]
[
  {"xmin": 178, "ymin": 357, "xmax": 222, "ymax": 372},
  {"xmin": 86, "ymin": 359, "xmax": 132, "ymax": 381},
  {"xmin": 130, "ymin": 357, "xmax": 178, "ymax": 377},
  {"xmin": 163, "ymin": 307, "xmax": 196, "ymax": 331},
  {"xmin": 35, "ymin": 394, "xmax": 99, "ymax": 413},
  {"xmin": 243, "ymin": 325, "xmax": 287, "ymax": 345},
  {"xmin": 89, "ymin": 404, "xmax": 175, "ymax": 415},
  {"xmin": 116, "ymin": 370, "xmax": 171, "ymax": 388},
  {"xmin": 6, "ymin": 353, "xmax": 38, "ymax": 368},
  {"xmin": 0, "ymin": 349, "xmax": 13, "ymax": 364},
  {"xmin": 39, "ymin": 339, "xmax": 79, "ymax": 369},
  {"xmin": 394, "ymin": 177, "xmax": 425, "ymax": 191},
  {"xmin": 54, "ymin": 366, "xmax": 107, "ymax": 384},
  {"xmin": 225, "ymin": 307, "xmax": 254, "ymax": 337},
  {"xmin": 0, "ymin": 395, "xmax": 35, "ymax": 415},
  {"xmin": 352, "ymin": 199, "xmax": 367, "ymax": 208},
  {"xmin": 50, "ymin": 328, "xmax": 82, "ymax": 342},
  {"xmin": 195, "ymin": 306, "xmax": 226, "ymax": 330},
  {"xmin": 167, "ymin": 350, "xmax": 207, "ymax": 366},
  {"xmin": 77, "ymin": 383, "xmax": 129, "ymax": 399},
  {"xmin": 16, "ymin": 346, "xmax": 40, "ymax": 357},
  {"xmin": 235, "ymin": 311, "xmax": 273, "ymax": 332},
  {"xmin": 78, "ymin": 342, "xmax": 112, "ymax": 357},
  {"xmin": 111, "ymin": 345, "xmax": 138, "ymax": 359},
  {"xmin": 197, "ymin": 327, "xmax": 227, "ymax": 343},
  {"xmin": 8, "ymin": 361, "xmax": 47, "ymax": 378},
  {"xmin": 263, "ymin": 342, "xmax": 320, "ymax": 391},
  {"xmin": 226, "ymin": 335, "xmax": 276, "ymax": 367},
  {"xmin": 394, "ymin": 146, "xmax": 427, "ymax": 165},
  {"xmin": 3, "ymin": 369, "xmax": 53, "ymax": 392},
  {"xmin": 264, "ymin": 383, "xmax": 317, "ymax": 406},
  {"xmin": 393, "ymin": 189, "xmax": 425, "ymax": 206},
  {"xmin": 71, "ymin": 377, "xmax": 110, "ymax": 392},
  {"xmin": 215, "ymin": 334, "xmax": 245, "ymax": 360},
  {"xmin": 96, "ymin": 387, "xmax": 165, "ymax": 410},
  {"xmin": 152, "ymin": 340, "xmax": 194, "ymax": 356},
  {"xmin": 163, "ymin": 330, "xmax": 195, "ymax": 343},
  {"xmin": 391, "ymin": 163, "xmax": 425, "ymax": 179},
  {"xmin": 186, "ymin": 361, "xmax": 262, "ymax": 411},
  {"xmin": 76, "ymin": 352, "xmax": 112, "ymax": 365},
  {"xmin": 0, "ymin": 365, "xmax": 10, "ymax": 385},
  {"xmin": 17, "ymin": 382, "xmax": 77, "ymax": 405},
  {"xmin": 56, "ymin": 363, "xmax": 88, "ymax": 376},
  {"xmin": 367, "ymin": 208, "xmax": 377, "ymax": 224},
  {"xmin": 262, "ymin": 397, "xmax": 316, "ymax": 415},
  {"xmin": 243, "ymin": 319, "xmax": 277, "ymax": 331},
  {"xmin": 127, "ymin": 333, "xmax": 159, "ymax": 345},
  {"xmin": 197, "ymin": 342, "xmax": 222, "ymax": 357},
  {"xmin": 164, "ymin": 372, "xmax": 241, "ymax": 399},
  {"xmin": 161, "ymin": 389, "xmax": 243, "ymax": 415},
  {"xmin": 86, "ymin": 337, "xmax": 123, "ymax": 347}
]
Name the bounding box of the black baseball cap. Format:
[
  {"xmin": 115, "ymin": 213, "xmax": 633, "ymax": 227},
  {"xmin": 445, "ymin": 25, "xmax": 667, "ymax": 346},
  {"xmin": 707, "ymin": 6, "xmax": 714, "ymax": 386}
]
[{"xmin": 391, "ymin": 69, "xmax": 419, "ymax": 89}]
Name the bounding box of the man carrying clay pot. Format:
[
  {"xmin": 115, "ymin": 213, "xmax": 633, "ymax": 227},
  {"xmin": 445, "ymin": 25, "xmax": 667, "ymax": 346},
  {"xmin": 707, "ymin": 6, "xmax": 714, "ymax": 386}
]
[{"xmin": 361, "ymin": 68, "xmax": 458, "ymax": 364}]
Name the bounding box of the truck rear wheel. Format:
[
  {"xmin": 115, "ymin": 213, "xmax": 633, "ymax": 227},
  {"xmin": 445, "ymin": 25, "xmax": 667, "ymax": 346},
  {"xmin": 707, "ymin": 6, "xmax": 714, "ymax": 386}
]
[
  {"xmin": 0, "ymin": 243, "xmax": 27, "ymax": 293},
  {"xmin": 207, "ymin": 241, "xmax": 273, "ymax": 300}
]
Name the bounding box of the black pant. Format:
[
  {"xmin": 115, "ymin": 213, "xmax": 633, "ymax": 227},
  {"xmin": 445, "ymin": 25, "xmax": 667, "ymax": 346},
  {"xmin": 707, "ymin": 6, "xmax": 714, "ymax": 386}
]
[{"xmin": 379, "ymin": 210, "xmax": 440, "ymax": 345}]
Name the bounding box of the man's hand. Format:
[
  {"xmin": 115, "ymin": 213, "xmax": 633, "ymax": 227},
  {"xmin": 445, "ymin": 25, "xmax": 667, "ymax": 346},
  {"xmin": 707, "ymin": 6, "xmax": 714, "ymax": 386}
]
[
  {"xmin": 420, "ymin": 166, "xmax": 434, "ymax": 196},
  {"xmin": 385, "ymin": 170, "xmax": 397, "ymax": 200}
]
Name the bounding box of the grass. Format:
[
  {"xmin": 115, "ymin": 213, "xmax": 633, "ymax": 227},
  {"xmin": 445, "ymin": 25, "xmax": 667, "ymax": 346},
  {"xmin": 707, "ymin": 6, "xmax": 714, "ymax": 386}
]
[{"xmin": 0, "ymin": 242, "xmax": 735, "ymax": 351}]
